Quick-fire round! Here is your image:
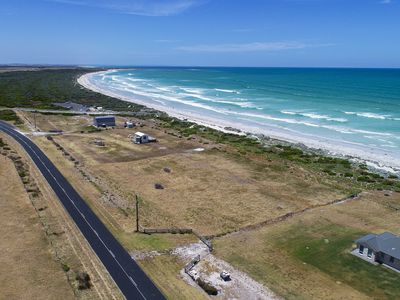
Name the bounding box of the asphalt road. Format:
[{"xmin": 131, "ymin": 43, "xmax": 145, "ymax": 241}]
[{"xmin": 0, "ymin": 121, "xmax": 165, "ymax": 300}]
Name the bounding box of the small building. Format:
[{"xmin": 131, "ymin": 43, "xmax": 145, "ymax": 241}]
[
  {"xmin": 133, "ymin": 132, "xmax": 156, "ymax": 144},
  {"xmin": 354, "ymin": 232, "xmax": 400, "ymax": 271},
  {"xmin": 124, "ymin": 121, "xmax": 135, "ymax": 128},
  {"xmin": 93, "ymin": 116, "xmax": 116, "ymax": 127},
  {"xmin": 133, "ymin": 132, "xmax": 149, "ymax": 144}
]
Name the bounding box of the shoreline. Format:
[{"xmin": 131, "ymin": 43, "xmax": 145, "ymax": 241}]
[{"xmin": 78, "ymin": 70, "xmax": 400, "ymax": 174}]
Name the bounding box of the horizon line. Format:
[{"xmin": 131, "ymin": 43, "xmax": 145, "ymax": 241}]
[{"xmin": 1, "ymin": 63, "xmax": 400, "ymax": 70}]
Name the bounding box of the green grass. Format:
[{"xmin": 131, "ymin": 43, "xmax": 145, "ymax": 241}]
[
  {"xmin": 277, "ymin": 223, "xmax": 400, "ymax": 299},
  {"xmin": 0, "ymin": 110, "xmax": 22, "ymax": 124}
]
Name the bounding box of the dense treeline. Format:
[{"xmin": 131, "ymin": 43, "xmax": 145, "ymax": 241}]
[{"xmin": 0, "ymin": 68, "xmax": 142, "ymax": 111}]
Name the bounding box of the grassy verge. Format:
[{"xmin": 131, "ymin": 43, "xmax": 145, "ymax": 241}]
[{"xmin": 0, "ymin": 109, "xmax": 23, "ymax": 124}]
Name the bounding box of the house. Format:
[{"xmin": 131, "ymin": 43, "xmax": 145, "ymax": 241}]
[
  {"xmin": 93, "ymin": 116, "xmax": 116, "ymax": 127},
  {"xmin": 354, "ymin": 232, "xmax": 400, "ymax": 271},
  {"xmin": 133, "ymin": 132, "xmax": 149, "ymax": 144},
  {"xmin": 133, "ymin": 132, "xmax": 156, "ymax": 144}
]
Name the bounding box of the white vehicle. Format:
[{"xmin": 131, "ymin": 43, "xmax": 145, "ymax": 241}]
[{"xmin": 220, "ymin": 271, "xmax": 231, "ymax": 281}]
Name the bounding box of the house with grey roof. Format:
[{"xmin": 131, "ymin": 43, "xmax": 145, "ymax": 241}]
[
  {"xmin": 353, "ymin": 232, "xmax": 400, "ymax": 272},
  {"xmin": 93, "ymin": 116, "xmax": 116, "ymax": 127}
]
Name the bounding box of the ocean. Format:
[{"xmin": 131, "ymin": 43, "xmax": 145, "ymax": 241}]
[{"xmin": 83, "ymin": 67, "xmax": 400, "ymax": 170}]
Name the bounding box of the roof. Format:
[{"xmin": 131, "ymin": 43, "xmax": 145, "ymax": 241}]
[
  {"xmin": 94, "ymin": 116, "xmax": 115, "ymax": 120},
  {"xmin": 135, "ymin": 132, "xmax": 147, "ymax": 137},
  {"xmin": 356, "ymin": 232, "xmax": 400, "ymax": 259}
]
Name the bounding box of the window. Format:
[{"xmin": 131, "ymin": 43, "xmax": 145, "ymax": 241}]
[
  {"xmin": 367, "ymin": 248, "xmax": 373, "ymax": 258},
  {"xmin": 359, "ymin": 245, "xmax": 364, "ymax": 254},
  {"xmin": 390, "ymin": 256, "xmax": 395, "ymax": 263}
]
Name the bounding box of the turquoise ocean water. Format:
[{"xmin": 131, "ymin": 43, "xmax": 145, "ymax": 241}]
[{"xmin": 87, "ymin": 68, "xmax": 400, "ymax": 168}]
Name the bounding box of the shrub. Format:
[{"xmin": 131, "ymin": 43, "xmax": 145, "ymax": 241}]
[
  {"xmin": 75, "ymin": 271, "xmax": 91, "ymax": 290},
  {"xmin": 154, "ymin": 183, "xmax": 164, "ymax": 190},
  {"xmin": 357, "ymin": 176, "xmax": 375, "ymax": 183},
  {"xmin": 62, "ymin": 263, "xmax": 70, "ymax": 272}
]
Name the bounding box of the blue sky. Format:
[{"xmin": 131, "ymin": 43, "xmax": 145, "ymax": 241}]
[{"xmin": 0, "ymin": 0, "xmax": 399, "ymax": 67}]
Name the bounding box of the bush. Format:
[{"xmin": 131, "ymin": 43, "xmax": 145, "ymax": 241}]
[
  {"xmin": 357, "ymin": 176, "xmax": 375, "ymax": 183},
  {"xmin": 75, "ymin": 271, "xmax": 91, "ymax": 290},
  {"xmin": 62, "ymin": 263, "xmax": 70, "ymax": 272},
  {"xmin": 154, "ymin": 183, "xmax": 164, "ymax": 190},
  {"xmin": 0, "ymin": 110, "xmax": 22, "ymax": 124}
]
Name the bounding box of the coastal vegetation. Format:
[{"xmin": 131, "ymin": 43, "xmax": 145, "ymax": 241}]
[
  {"xmin": 159, "ymin": 116, "xmax": 400, "ymax": 192},
  {"xmin": 0, "ymin": 68, "xmax": 143, "ymax": 111}
]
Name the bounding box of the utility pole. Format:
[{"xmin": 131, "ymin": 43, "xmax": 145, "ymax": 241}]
[
  {"xmin": 33, "ymin": 110, "xmax": 37, "ymax": 130},
  {"xmin": 135, "ymin": 194, "xmax": 140, "ymax": 232}
]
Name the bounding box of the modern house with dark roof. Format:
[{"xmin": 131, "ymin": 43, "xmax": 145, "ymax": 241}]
[
  {"xmin": 354, "ymin": 232, "xmax": 400, "ymax": 272},
  {"xmin": 93, "ymin": 116, "xmax": 116, "ymax": 127}
]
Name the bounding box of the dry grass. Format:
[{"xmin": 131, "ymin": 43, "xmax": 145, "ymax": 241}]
[
  {"xmin": 16, "ymin": 113, "xmax": 368, "ymax": 298},
  {"xmin": 138, "ymin": 255, "xmax": 208, "ymax": 300},
  {"xmin": 20, "ymin": 111, "xmax": 93, "ymax": 132},
  {"xmin": 25, "ymin": 113, "xmax": 351, "ymax": 237},
  {"xmin": 0, "ymin": 156, "xmax": 74, "ymax": 300},
  {"xmin": 214, "ymin": 191, "xmax": 400, "ymax": 300},
  {"xmin": 32, "ymin": 135, "xmax": 197, "ymax": 253},
  {"xmin": 94, "ymin": 151, "xmax": 347, "ymax": 236}
]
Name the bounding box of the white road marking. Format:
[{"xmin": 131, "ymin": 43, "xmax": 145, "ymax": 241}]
[
  {"xmin": 0, "ymin": 123, "xmax": 149, "ymax": 300},
  {"xmin": 129, "ymin": 277, "xmax": 138, "ymax": 286}
]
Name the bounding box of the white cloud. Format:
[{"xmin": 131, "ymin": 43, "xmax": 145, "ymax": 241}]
[
  {"xmin": 46, "ymin": 0, "xmax": 205, "ymax": 16},
  {"xmin": 177, "ymin": 41, "xmax": 333, "ymax": 53}
]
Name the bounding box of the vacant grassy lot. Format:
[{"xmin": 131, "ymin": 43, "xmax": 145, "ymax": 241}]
[
  {"xmin": 215, "ymin": 191, "xmax": 400, "ymax": 300},
  {"xmin": 24, "ymin": 112, "xmax": 354, "ymax": 237},
  {"xmin": 0, "ymin": 156, "xmax": 74, "ymax": 300},
  {"xmin": 95, "ymin": 150, "xmax": 349, "ymax": 236},
  {"xmin": 19, "ymin": 111, "xmax": 93, "ymax": 132}
]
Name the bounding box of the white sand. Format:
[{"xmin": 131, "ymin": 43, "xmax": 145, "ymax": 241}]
[{"xmin": 78, "ymin": 71, "xmax": 400, "ymax": 173}]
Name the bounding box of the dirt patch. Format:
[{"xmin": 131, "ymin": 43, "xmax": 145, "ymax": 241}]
[{"xmin": 173, "ymin": 242, "xmax": 279, "ymax": 299}]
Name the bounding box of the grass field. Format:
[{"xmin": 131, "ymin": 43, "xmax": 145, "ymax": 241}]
[
  {"xmin": 282, "ymin": 224, "xmax": 400, "ymax": 299},
  {"xmin": 0, "ymin": 155, "xmax": 74, "ymax": 299},
  {"xmin": 20, "ymin": 113, "xmax": 358, "ymax": 237},
  {"xmin": 214, "ymin": 191, "xmax": 400, "ymax": 300}
]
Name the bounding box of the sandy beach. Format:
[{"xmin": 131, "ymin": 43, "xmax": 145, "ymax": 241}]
[{"xmin": 78, "ymin": 70, "xmax": 400, "ymax": 173}]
